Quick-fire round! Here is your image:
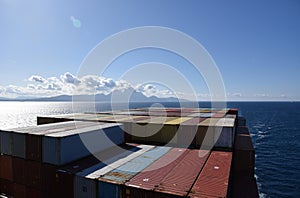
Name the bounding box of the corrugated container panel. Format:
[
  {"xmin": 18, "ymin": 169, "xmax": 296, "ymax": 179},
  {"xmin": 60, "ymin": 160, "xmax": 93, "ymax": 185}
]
[
  {"xmin": 124, "ymin": 148, "xmax": 190, "ymax": 197},
  {"xmin": 13, "ymin": 183, "xmax": 26, "ymax": 198},
  {"xmin": 12, "ymin": 132, "xmax": 26, "ymax": 158},
  {"xmin": 26, "ymin": 187, "xmax": 43, "ymax": 198},
  {"xmin": 0, "ymin": 131, "xmax": 12, "ymax": 155},
  {"xmin": 56, "ymin": 144, "xmax": 138, "ymax": 198},
  {"xmin": 0, "ymin": 179, "xmax": 13, "ymax": 197},
  {"xmin": 0, "ymin": 155, "xmax": 13, "ymax": 181},
  {"xmin": 26, "ymin": 160, "xmax": 42, "ymax": 189},
  {"xmin": 198, "ymin": 118, "xmax": 235, "ymax": 148},
  {"xmin": 189, "ymin": 151, "xmax": 232, "ymax": 198},
  {"xmin": 43, "ymin": 123, "xmax": 124, "ymax": 165},
  {"xmin": 12, "ymin": 157, "xmax": 26, "ymax": 185},
  {"xmin": 41, "ymin": 163, "xmax": 58, "ymax": 194},
  {"xmin": 234, "ymin": 127, "xmax": 255, "ymax": 176},
  {"xmin": 176, "ymin": 118, "xmax": 206, "ymax": 148},
  {"xmin": 154, "ymin": 149, "xmax": 210, "ymax": 197},
  {"xmin": 86, "ymin": 145, "xmax": 154, "ymax": 180},
  {"xmin": 98, "ymin": 146, "xmax": 171, "ymax": 198},
  {"xmin": 23, "ymin": 121, "xmax": 97, "ymax": 161},
  {"xmin": 73, "ymin": 144, "xmax": 146, "ymax": 198}
]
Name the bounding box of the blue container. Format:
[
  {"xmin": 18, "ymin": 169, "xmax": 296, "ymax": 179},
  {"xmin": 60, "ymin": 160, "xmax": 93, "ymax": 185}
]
[
  {"xmin": 98, "ymin": 146, "xmax": 171, "ymax": 198},
  {"xmin": 74, "ymin": 145, "xmax": 154, "ymax": 198}
]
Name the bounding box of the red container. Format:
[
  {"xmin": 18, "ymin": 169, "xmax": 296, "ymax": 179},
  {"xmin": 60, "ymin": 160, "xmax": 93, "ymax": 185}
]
[
  {"xmin": 189, "ymin": 151, "xmax": 233, "ymax": 198},
  {"xmin": 26, "ymin": 187, "xmax": 43, "ymax": 198},
  {"xmin": 12, "ymin": 157, "xmax": 26, "ymax": 185},
  {"xmin": 124, "ymin": 148, "xmax": 190, "ymax": 197},
  {"xmin": 234, "ymin": 127, "xmax": 255, "ymax": 176},
  {"xmin": 41, "ymin": 163, "xmax": 58, "ymax": 194},
  {"xmin": 0, "ymin": 178, "xmax": 13, "ymax": 196},
  {"xmin": 154, "ymin": 149, "xmax": 210, "ymax": 197},
  {"xmin": 26, "ymin": 160, "xmax": 42, "ymax": 189},
  {"xmin": 13, "ymin": 183, "xmax": 27, "ymax": 198},
  {"xmin": 0, "ymin": 154, "xmax": 13, "ymax": 181}
]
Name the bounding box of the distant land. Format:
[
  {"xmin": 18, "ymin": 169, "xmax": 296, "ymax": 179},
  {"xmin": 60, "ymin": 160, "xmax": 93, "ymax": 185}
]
[{"xmin": 0, "ymin": 90, "xmax": 185, "ymax": 102}]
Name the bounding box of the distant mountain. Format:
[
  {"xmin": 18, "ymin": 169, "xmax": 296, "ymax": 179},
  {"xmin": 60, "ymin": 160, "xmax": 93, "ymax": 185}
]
[{"xmin": 0, "ymin": 90, "xmax": 186, "ymax": 102}]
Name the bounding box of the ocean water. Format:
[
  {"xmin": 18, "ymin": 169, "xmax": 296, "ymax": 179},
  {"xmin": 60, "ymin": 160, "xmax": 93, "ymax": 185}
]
[{"xmin": 0, "ymin": 101, "xmax": 299, "ymax": 197}]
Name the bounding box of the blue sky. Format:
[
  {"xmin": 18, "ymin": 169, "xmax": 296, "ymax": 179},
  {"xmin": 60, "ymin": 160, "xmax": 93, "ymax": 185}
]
[{"xmin": 0, "ymin": 0, "xmax": 299, "ymax": 101}]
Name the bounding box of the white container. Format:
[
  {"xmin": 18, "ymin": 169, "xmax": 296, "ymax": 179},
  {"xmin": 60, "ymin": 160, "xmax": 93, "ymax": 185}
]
[{"xmin": 43, "ymin": 122, "xmax": 124, "ymax": 165}]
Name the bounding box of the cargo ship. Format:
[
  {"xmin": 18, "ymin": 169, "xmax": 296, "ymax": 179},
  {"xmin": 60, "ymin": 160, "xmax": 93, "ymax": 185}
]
[{"xmin": 0, "ymin": 108, "xmax": 258, "ymax": 197}]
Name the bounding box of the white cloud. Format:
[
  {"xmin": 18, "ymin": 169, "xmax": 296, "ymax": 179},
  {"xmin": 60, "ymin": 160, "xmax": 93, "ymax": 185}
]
[
  {"xmin": 60, "ymin": 72, "xmax": 81, "ymax": 85},
  {"xmin": 28, "ymin": 75, "xmax": 47, "ymax": 83}
]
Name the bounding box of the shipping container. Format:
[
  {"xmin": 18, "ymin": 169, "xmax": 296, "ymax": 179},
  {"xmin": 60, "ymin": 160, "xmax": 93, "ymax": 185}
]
[
  {"xmin": 0, "ymin": 155, "xmax": 13, "ymax": 181},
  {"xmin": 43, "ymin": 122, "xmax": 124, "ymax": 165},
  {"xmin": 56, "ymin": 144, "xmax": 142, "ymax": 198},
  {"xmin": 0, "ymin": 179, "xmax": 13, "ymax": 197},
  {"xmin": 74, "ymin": 144, "xmax": 154, "ymax": 198},
  {"xmin": 197, "ymin": 118, "xmax": 236, "ymax": 149},
  {"xmin": 127, "ymin": 117, "xmax": 177, "ymax": 144},
  {"xmin": 176, "ymin": 118, "xmax": 206, "ymax": 148},
  {"xmin": 231, "ymin": 175, "xmax": 259, "ymax": 198},
  {"xmin": 13, "ymin": 183, "xmax": 26, "ymax": 198},
  {"xmin": 98, "ymin": 146, "xmax": 171, "ymax": 198},
  {"xmin": 41, "ymin": 163, "xmax": 58, "ymax": 194},
  {"xmin": 26, "ymin": 160, "xmax": 42, "ymax": 189},
  {"xmin": 188, "ymin": 151, "xmax": 232, "ymax": 198},
  {"xmin": 124, "ymin": 148, "xmax": 190, "ymax": 197},
  {"xmin": 2, "ymin": 121, "xmax": 97, "ymax": 160},
  {"xmin": 154, "ymin": 149, "xmax": 210, "ymax": 197},
  {"xmin": 0, "ymin": 130, "xmax": 12, "ymax": 155},
  {"xmin": 26, "ymin": 187, "xmax": 43, "ymax": 198},
  {"xmin": 234, "ymin": 127, "xmax": 255, "ymax": 176},
  {"xmin": 12, "ymin": 157, "xmax": 26, "ymax": 185}
]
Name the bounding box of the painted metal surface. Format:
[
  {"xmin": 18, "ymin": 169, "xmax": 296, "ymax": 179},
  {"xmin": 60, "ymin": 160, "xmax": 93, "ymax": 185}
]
[
  {"xmin": 0, "ymin": 154, "xmax": 13, "ymax": 181},
  {"xmin": 198, "ymin": 118, "xmax": 236, "ymax": 148},
  {"xmin": 234, "ymin": 127, "xmax": 255, "ymax": 176},
  {"xmin": 98, "ymin": 146, "xmax": 171, "ymax": 198},
  {"xmin": 0, "ymin": 178, "xmax": 13, "ymax": 197},
  {"xmin": 189, "ymin": 151, "xmax": 232, "ymax": 198},
  {"xmin": 25, "ymin": 160, "xmax": 42, "ymax": 189},
  {"xmin": 0, "ymin": 131, "xmax": 12, "ymax": 155},
  {"xmin": 13, "ymin": 183, "xmax": 26, "ymax": 198},
  {"xmin": 86, "ymin": 145, "xmax": 154, "ymax": 180},
  {"xmin": 12, "ymin": 157, "xmax": 26, "ymax": 185},
  {"xmin": 43, "ymin": 123, "xmax": 124, "ymax": 165},
  {"xmin": 73, "ymin": 144, "xmax": 144, "ymax": 198},
  {"xmin": 154, "ymin": 149, "xmax": 210, "ymax": 197},
  {"xmin": 124, "ymin": 148, "xmax": 190, "ymax": 197}
]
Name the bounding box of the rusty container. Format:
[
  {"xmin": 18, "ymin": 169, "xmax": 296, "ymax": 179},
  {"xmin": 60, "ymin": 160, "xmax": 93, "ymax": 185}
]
[
  {"xmin": 188, "ymin": 151, "xmax": 233, "ymax": 198},
  {"xmin": 98, "ymin": 146, "xmax": 171, "ymax": 198},
  {"xmin": 123, "ymin": 148, "xmax": 190, "ymax": 197},
  {"xmin": 154, "ymin": 149, "xmax": 210, "ymax": 197}
]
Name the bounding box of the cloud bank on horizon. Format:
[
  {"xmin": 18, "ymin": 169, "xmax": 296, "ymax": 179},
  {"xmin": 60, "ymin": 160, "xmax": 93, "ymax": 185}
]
[
  {"xmin": 0, "ymin": 72, "xmax": 293, "ymax": 101},
  {"xmin": 0, "ymin": 72, "xmax": 178, "ymax": 99}
]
